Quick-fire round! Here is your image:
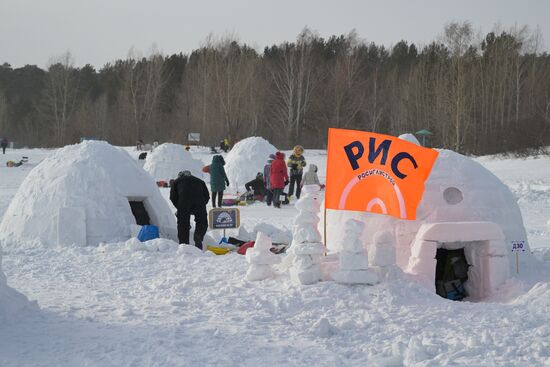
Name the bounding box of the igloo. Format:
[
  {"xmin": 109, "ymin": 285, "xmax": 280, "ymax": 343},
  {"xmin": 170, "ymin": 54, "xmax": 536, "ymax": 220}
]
[
  {"xmin": 0, "ymin": 141, "xmax": 177, "ymax": 246},
  {"xmin": 143, "ymin": 143, "xmax": 204, "ymax": 182},
  {"xmin": 325, "ymin": 147, "xmax": 531, "ymax": 300},
  {"xmin": 224, "ymin": 137, "xmax": 277, "ymax": 190}
]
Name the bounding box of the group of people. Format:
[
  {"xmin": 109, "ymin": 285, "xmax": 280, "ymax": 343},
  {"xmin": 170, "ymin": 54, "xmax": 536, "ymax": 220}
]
[{"xmin": 169, "ymin": 145, "xmax": 320, "ymax": 248}]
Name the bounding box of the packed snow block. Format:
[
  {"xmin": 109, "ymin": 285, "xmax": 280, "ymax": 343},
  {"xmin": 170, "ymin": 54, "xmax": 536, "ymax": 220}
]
[
  {"xmin": 482, "ymin": 240, "xmax": 507, "ymax": 256},
  {"xmin": 57, "ymin": 207, "xmax": 86, "ymax": 246},
  {"xmin": 245, "ymin": 250, "xmax": 281, "ymax": 265},
  {"xmin": 406, "ymin": 256, "xmax": 436, "ymax": 277},
  {"xmin": 246, "ymin": 264, "xmax": 273, "ymax": 281},
  {"xmin": 369, "ymin": 230, "xmax": 396, "ymax": 267},
  {"xmin": 290, "ymin": 265, "xmax": 322, "ymax": 285},
  {"xmin": 293, "ymin": 227, "xmax": 323, "ymax": 244},
  {"xmin": 340, "ymin": 253, "xmax": 370, "ymax": 270},
  {"xmin": 410, "ymin": 239, "xmax": 437, "ymax": 259},
  {"xmin": 486, "ymin": 256, "xmax": 510, "ymax": 291},
  {"xmin": 294, "ymin": 211, "xmax": 321, "ymax": 225},
  {"xmin": 332, "ymin": 269, "xmax": 379, "ymax": 285},
  {"xmin": 293, "ymin": 242, "xmax": 325, "ymax": 256}
]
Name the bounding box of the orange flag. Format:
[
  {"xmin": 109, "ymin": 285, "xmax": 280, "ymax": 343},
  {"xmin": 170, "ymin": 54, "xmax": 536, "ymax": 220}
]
[{"xmin": 325, "ymin": 128, "xmax": 439, "ymax": 220}]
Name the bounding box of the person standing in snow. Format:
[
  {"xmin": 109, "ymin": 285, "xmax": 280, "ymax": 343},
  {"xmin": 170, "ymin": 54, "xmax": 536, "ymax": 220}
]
[
  {"xmin": 263, "ymin": 154, "xmax": 275, "ymax": 206},
  {"xmin": 287, "ymin": 145, "xmax": 306, "ymax": 200},
  {"xmin": 1, "ymin": 137, "xmax": 8, "ymax": 154},
  {"xmin": 210, "ymin": 155, "xmax": 230, "ymax": 208},
  {"xmin": 170, "ymin": 170, "xmax": 210, "ymax": 249},
  {"xmin": 301, "ymin": 163, "xmax": 320, "ymax": 188},
  {"xmin": 270, "ymin": 151, "xmax": 289, "ymax": 208}
]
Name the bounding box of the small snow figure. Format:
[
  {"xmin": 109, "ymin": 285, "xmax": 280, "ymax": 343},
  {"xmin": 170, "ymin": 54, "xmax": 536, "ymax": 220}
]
[
  {"xmin": 332, "ymin": 219, "xmax": 379, "ymax": 285},
  {"xmin": 369, "ymin": 230, "xmax": 399, "ymax": 280},
  {"xmin": 245, "ymin": 232, "xmax": 281, "ymax": 281},
  {"xmin": 289, "ymin": 185, "xmax": 325, "ymax": 285}
]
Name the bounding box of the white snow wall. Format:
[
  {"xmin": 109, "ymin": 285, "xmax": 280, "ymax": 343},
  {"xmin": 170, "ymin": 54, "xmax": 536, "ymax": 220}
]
[{"xmin": 0, "ymin": 141, "xmax": 177, "ymax": 246}]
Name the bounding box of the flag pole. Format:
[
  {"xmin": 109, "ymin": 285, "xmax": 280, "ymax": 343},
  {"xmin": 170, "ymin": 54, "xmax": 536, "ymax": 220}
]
[{"xmin": 323, "ymin": 205, "xmax": 327, "ymax": 256}]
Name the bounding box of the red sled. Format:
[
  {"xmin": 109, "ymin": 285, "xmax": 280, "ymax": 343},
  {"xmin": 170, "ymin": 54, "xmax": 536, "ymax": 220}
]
[
  {"xmin": 237, "ymin": 241, "xmax": 255, "ymax": 255},
  {"xmin": 202, "ymin": 165, "xmax": 210, "ymax": 173}
]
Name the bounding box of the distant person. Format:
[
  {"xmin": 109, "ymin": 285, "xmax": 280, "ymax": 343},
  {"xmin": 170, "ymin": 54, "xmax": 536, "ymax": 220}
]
[
  {"xmin": 244, "ymin": 172, "xmax": 266, "ymax": 201},
  {"xmin": 302, "ymin": 164, "xmax": 320, "ymax": 188},
  {"xmin": 263, "ymin": 154, "xmax": 275, "ymax": 206},
  {"xmin": 270, "ymin": 152, "xmax": 289, "ymax": 208},
  {"xmin": 136, "ymin": 138, "xmax": 144, "ymax": 151},
  {"xmin": 287, "ymin": 145, "xmax": 306, "ymax": 200},
  {"xmin": 170, "ymin": 170, "xmax": 210, "ymax": 249},
  {"xmin": 1, "ymin": 137, "xmax": 7, "ymax": 154},
  {"xmin": 210, "ymin": 155, "xmax": 230, "ymax": 208},
  {"xmin": 220, "ymin": 140, "xmax": 228, "ymax": 153}
]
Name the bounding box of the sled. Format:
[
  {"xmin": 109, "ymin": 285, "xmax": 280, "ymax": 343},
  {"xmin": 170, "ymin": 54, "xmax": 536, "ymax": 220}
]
[{"xmin": 207, "ymin": 245, "xmax": 231, "ymax": 255}]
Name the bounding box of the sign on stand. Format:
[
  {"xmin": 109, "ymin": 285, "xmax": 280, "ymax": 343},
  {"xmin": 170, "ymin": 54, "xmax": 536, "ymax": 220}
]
[
  {"xmin": 511, "ymin": 240, "xmax": 526, "ymax": 274},
  {"xmin": 188, "ymin": 133, "xmax": 201, "ymax": 143},
  {"xmin": 209, "ymin": 208, "xmax": 240, "ymax": 230}
]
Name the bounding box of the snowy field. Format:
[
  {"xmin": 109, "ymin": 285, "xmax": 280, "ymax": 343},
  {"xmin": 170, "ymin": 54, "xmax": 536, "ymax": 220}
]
[{"xmin": 0, "ymin": 145, "xmax": 549, "ymax": 366}]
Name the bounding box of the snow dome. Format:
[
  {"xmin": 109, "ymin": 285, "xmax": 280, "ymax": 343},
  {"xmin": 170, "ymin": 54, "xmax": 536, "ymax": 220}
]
[
  {"xmin": 143, "ymin": 143, "xmax": 204, "ymax": 181},
  {"xmin": 224, "ymin": 137, "xmax": 277, "ymax": 189},
  {"xmin": 0, "ymin": 141, "xmax": 177, "ymax": 246},
  {"xmin": 325, "ymin": 145, "xmax": 531, "ymax": 299}
]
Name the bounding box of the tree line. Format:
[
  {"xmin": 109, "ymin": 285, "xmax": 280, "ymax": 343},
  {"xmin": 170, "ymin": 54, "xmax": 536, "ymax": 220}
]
[{"xmin": 0, "ymin": 22, "xmax": 549, "ymax": 155}]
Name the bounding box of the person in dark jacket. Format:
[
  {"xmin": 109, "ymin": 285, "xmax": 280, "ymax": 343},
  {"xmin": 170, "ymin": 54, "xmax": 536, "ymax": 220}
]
[
  {"xmin": 287, "ymin": 145, "xmax": 306, "ymax": 199},
  {"xmin": 170, "ymin": 170, "xmax": 210, "ymax": 249},
  {"xmin": 245, "ymin": 172, "xmax": 266, "ymax": 200},
  {"xmin": 263, "ymin": 154, "xmax": 275, "ymax": 206},
  {"xmin": 270, "ymin": 152, "xmax": 289, "ymax": 208},
  {"xmin": 1, "ymin": 137, "xmax": 8, "ymax": 154},
  {"xmin": 209, "ymin": 155, "xmax": 230, "ymax": 208}
]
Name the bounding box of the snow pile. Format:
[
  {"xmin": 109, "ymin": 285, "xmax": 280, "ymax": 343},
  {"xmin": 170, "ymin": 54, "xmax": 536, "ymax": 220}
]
[
  {"xmin": 224, "ymin": 137, "xmax": 277, "ymax": 189},
  {"xmin": 332, "ymin": 219, "xmax": 378, "ymax": 285},
  {"xmin": 289, "ymin": 185, "xmax": 325, "ymax": 285},
  {"xmin": 143, "ymin": 143, "xmax": 204, "ymax": 181},
  {"xmin": 0, "ymin": 243, "xmax": 34, "ymax": 324},
  {"xmin": 245, "ymin": 232, "xmax": 280, "ymax": 281},
  {"xmin": 0, "ymin": 141, "xmax": 177, "ymax": 246}
]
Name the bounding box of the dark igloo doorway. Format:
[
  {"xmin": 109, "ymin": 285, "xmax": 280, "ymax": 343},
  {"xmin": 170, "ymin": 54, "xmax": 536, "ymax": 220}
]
[
  {"xmin": 435, "ymin": 248, "xmax": 469, "ymax": 301},
  {"xmin": 129, "ymin": 200, "xmax": 151, "ymax": 225}
]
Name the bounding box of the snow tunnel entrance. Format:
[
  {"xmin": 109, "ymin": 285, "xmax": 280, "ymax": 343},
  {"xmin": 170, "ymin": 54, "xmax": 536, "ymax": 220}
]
[
  {"xmin": 435, "ymin": 248, "xmax": 469, "ymax": 301},
  {"xmin": 129, "ymin": 200, "xmax": 151, "ymax": 225}
]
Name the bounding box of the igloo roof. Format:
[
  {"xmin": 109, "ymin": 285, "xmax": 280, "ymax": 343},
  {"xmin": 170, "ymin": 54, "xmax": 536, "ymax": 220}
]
[
  {"xmin": 0, "ymin": 141, "xmax": 176, "ymax": 246},
  {"xmin": 143, "ymin": 143, "xmax": 204, "ymax": 181},
  {"xmin": 225, "ymin": 137, "xmax": 277, "ymax": 188}
]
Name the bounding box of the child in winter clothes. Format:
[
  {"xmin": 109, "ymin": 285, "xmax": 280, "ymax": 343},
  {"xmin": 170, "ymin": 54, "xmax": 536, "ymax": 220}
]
[
  {"xmin": 287, "ymin": 145, "xmax": 306, "ymax": 199},
  {"xmin": 301, "ymin": 163, "xmax": 320, "ymax": 188},
  {"xmin": 263, "ymin": 154, "xmax": 275, "ymax": 206},
  {"xmin": 270, "ymin": 152, "xmax": 289, "ymax": 208},
  {"xmin": 209, "ymin": 155, "xmax": 229, "ymax": 207}
]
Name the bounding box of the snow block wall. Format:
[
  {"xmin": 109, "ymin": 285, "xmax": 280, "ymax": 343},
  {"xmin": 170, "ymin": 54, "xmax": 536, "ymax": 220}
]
[
  {"xmin": 323, "ymin": 143, "xmax": 531, "ymax": 296},
  {"xmin": 0, "ymin": 141, "xmax": 177, "ymax": 246},
  {"xmin": 224, "ymin": 137, "xmax": 277, "ymax": 190},
  {"xmin": 143, "ymin": 143, "xmax": 204, "ymax": 181}
]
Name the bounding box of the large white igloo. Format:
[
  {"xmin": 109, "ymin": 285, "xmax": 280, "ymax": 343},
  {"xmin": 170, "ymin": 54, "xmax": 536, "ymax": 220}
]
[
  {"xmin": 224, "ymin": 137, "xmax": 277, "ymax": 190},
  {"xmin": 143, "ymin": 143, "xmax": 205, "ymax": 181},
  {"xmin": 0, "ymin": 141, "xmax": 177, "ymax": 246},
  {"xmin": 325, "ymin": 147, "xmax": 531, "ymax": 299}
]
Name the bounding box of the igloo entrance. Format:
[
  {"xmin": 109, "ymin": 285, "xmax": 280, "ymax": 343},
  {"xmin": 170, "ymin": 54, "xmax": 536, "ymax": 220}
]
[
  {"xmin": 406, "ymin": 222, "xmax": 510, "ymax": 300},
  {"xmin": 435, "ymin": 248, "xmax": 469, "ymax": 300}
]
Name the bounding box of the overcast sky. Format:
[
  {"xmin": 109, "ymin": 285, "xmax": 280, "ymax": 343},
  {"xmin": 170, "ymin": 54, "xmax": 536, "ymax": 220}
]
[{"xmin": 1, "ymin": 0, "xmax": 549, "ymax": 68}]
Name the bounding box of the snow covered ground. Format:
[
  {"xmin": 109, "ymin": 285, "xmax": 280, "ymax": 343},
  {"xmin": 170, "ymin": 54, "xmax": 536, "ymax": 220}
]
[{"xmin": 0, "ymin": 145, "xmax": 549, "ymax": 366}]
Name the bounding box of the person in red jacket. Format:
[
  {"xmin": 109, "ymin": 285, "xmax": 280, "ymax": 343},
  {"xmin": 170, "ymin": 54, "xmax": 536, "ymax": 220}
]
[{"xmin": 270, "ymin": 151, "xmax": 289, "ymax": 208}]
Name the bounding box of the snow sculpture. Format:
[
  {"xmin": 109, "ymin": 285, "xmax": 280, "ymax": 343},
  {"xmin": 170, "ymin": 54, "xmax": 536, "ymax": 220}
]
[
  {"xmin": 246, "ymin": 232, "xmax": 281, "ymax": 281},
  {"xmin": 289, "ymin": 185, "xmax": 325, "ymax": 285},
  {"xmin": 332, "ymin": 219, "xmax": 379, "ymax": 285},
  {"xmin": 0, "ymin": 141, "xmax": 177, "ymax": 246},
  {"xmin": 369, "ymin": 230, "xmax": 399, "ymax": 280}
]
